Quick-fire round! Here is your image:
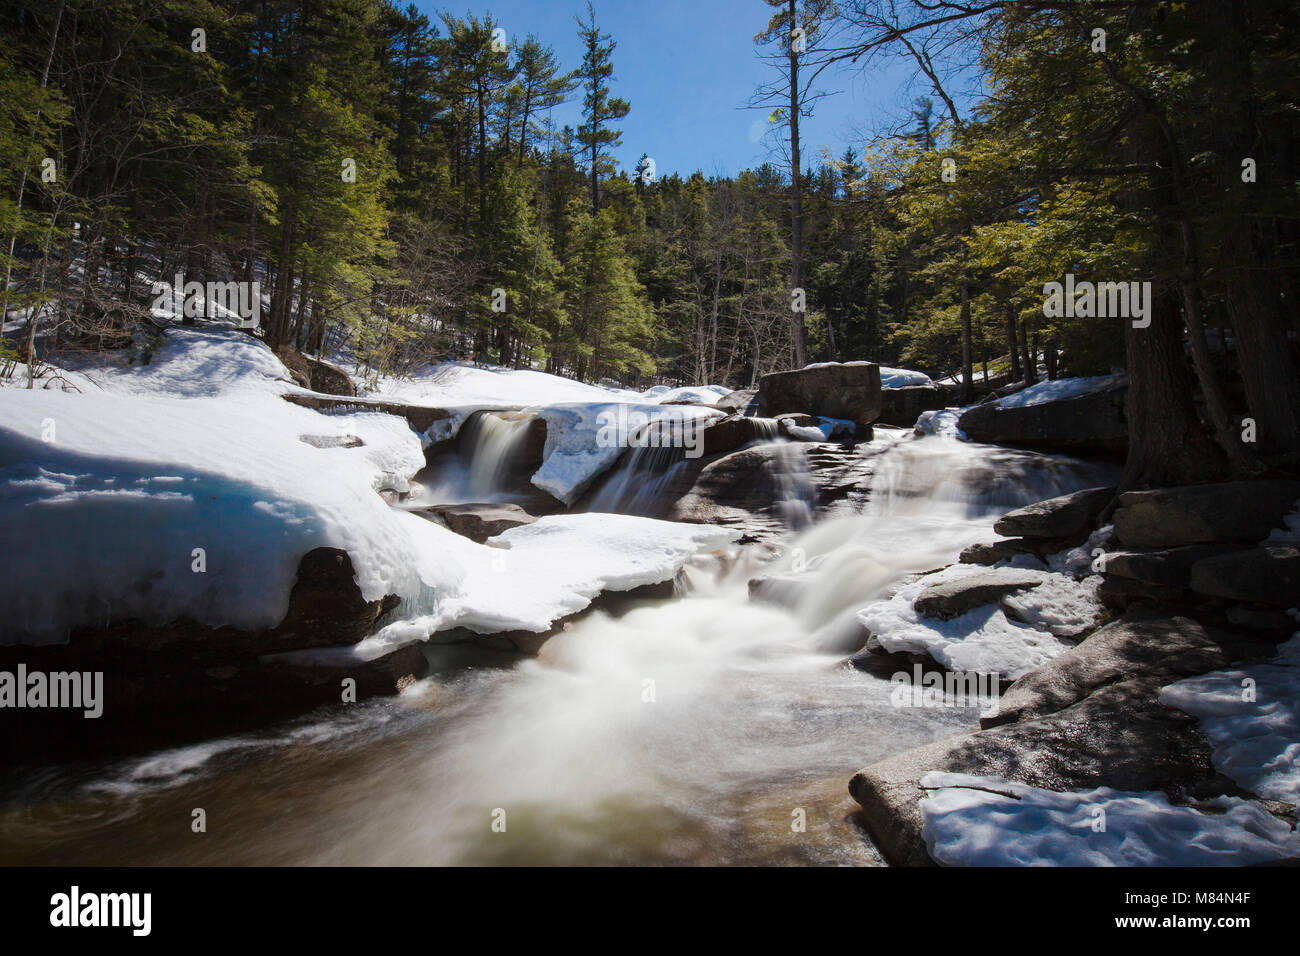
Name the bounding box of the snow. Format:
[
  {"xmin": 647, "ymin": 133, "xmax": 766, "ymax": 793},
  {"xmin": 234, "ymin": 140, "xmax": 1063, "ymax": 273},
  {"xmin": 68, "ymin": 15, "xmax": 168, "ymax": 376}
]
[
  {"xmin": 55, "ymin": 327, "xmax": 294, "ymax": 398},
  {"xmin": 801, "ymin": 361, "xmax": 933, "ymax": 388},
  {"xmin": 529, "ymin": 402, "xmax": 721, "ymax": 504},
  {"xmin": 995, "ymin": 374, "xmax": 1125, "ymax": 409},
  {"xmin": 644, "ymin": 385, "xmax": 731, "ymax": 405},
  {"xmin": 361, "ymin": 361, "xmax": 643, "ymax": 407},
  {"xmin": 879, "ymin": 366, "xmax": 934, "ymax": 388},
  {"xmin": 914, "ymin": 408, "xmax": 965, "ymax": 438},
  {"xmin": 335, "ymin": 514, "xmax": 740, "ymax": 659},
  {"xmin": 855, "ymin": 564, "xmax": 1103, "ymax": 679},
  {"xmin": 1266, "ymin": 502, "xmax": 1300, "ymax": 545},
  {"xmin": 0, "ymin": 329, "xmax": 738, "ymax": 646},
  {"xmin": 1160, "ymin": 634, "xmax": 1300, "ymax": 803},
  {"xmin": 919, "ymin": 772, "xmax": 1300, "ymax": 866}
]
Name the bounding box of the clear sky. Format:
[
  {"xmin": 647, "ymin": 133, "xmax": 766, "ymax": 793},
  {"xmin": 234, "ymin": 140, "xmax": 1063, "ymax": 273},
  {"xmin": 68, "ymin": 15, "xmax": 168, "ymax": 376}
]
[{"xmin": 418, "ymin": 0, "xmax": 939, "ymax": 179}]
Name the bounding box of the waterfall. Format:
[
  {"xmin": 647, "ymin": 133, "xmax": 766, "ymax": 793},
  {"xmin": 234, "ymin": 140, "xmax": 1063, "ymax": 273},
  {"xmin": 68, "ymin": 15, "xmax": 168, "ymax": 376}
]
[
  {"xmin": 414, "ymin": 410, "xmax": 538, "ymax": 504},
  {"xmin": 14, "ymin": 431, "xmax": 1120, "ymax": 866}
]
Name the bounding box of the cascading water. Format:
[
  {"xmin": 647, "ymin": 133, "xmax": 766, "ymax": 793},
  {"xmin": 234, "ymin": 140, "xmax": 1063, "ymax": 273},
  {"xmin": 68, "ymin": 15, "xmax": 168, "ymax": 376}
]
[
  {"xmin": 413, "ymin": 410, "xmax": 538, "ymax": 504},
  {"xmin": 0, "ymin": 431, "xmax": 1119, "ymax": 866}
]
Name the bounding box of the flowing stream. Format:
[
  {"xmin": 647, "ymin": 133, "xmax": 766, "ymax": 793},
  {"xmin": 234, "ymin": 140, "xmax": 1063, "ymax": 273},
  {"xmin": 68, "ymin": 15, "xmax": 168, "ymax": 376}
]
[{"xmin": 0, "ymin": 431, "xmax": 1114, "ymax": 865}]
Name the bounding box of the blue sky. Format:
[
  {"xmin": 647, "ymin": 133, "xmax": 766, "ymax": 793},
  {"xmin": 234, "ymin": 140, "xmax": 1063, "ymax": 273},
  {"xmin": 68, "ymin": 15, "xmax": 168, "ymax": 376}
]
[{"xmin": 419, "ymin": 0, "xmax": 945, "ymax": 179}]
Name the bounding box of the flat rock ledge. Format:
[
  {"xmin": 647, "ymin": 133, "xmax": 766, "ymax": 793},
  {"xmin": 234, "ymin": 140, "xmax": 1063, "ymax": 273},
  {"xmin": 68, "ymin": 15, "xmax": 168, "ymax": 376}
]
[{"xmin": 847, "ymin": 608, "xmax": 1281, "ymax": 866}]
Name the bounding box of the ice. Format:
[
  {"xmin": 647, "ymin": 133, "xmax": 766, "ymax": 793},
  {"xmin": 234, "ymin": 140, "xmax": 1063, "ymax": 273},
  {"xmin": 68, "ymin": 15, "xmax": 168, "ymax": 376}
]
[{"xmin": 995, "ymin": 374, "xmax": 1125, "ymax": 408}]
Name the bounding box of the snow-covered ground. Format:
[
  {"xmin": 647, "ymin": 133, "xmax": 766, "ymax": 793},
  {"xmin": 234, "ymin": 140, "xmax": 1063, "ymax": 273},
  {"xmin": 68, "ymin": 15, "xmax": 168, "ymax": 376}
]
[{"xmin": 920, "ymin": 772, "xmax": 1300, "ymax": 866}]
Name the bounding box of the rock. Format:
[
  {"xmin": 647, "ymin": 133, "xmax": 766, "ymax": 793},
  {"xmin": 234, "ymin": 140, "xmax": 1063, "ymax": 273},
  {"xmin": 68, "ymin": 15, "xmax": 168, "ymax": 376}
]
[
  {"xmin": 757, "ymin": 362, "xmax": 882, "ymax": 427},
  {"xmin": 913, "ymin": 569, "xmax": 1045, "ymax": 619},
  {"xmin": 849, "ymin": 677, "xmax": 1245, "ymax": 866},
  {"xmin": 878, "ymin": 385, "xmax": 949, "ymax": 427},
  {"xmin": 711, "ymin": 388, "xmax": 757, "ymax": 414},
  {"xmin": 298, "ymin": 433, "xmax": 364, "ymax": 449},
  {"xmin": 993, "ymin": 486, "xmax": 1115, "ymax": 539},
  {"xmin": 982, "ymin": 609, "xmax": 1272, "ymax": 729},
  {"xmin": 774, "ymin": 412, "xmax": 818, "ymax": 427},
  {"xmin": 1189, "ymin": 545, "xmax": 1300, "ymax": 607},
  {"xmin": 303, "ymin": 355, "xmax": 356, "ymax": 396},
  {"xmin": 956, "ymin": 380, "xmax": 1127, "ymax": 454},
  {"xmin": 1226, "ymin": 605, "xmax": 1299, "ymax": 634},
  {"xmin": 701, "ymin": 414, "xmax": 779, "ymax": 457},
  {"xmin": 667, "ymin": 443, "xmax": 811, "ymax": 538},
  {"xmin": 0, "ymin": 547, "xmax": 404, "ymax": 763},
  {"xmin": 958, "ymin": 539, "xmax": 1041, "ymax": 565},
  {"xmin": 1103, "ymin": 544, "xmax": 1244, "ymax": 589},
  {"xmin": 1112, "ymin": 480, "xmax": 1300, "ymax": 548},
  {"xmin": 1096, "ymin": 575, "xmax": 1188, "ymax": 612},
  {"xmin": 421, "ymin": 502, "xmax": 538, "ymax": 543},
  {"xmin": 280, "ymin": 392, "xmax": 454, "ymax": 434}
]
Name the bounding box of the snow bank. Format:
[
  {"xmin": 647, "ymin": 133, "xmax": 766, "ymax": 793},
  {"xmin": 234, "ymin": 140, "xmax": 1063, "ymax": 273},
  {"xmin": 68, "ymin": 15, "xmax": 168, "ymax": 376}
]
[
  {"xmin": 801, "ymin": 361, "xmax": 933, "ymax": 388},
  {"xmin": 363, "ymin": 361, "xmax": 643, "ymax": 407},
  {"xmin": 342, "ymin": 515, "xmax": 739, "ymax": 658},
  {"xmin": 1160, "ymin": 634, "xmax": 1300, "ymax": 803},
  {"xmin": 995, "ymin": 374, "xmax": 1125, "ymax": 409},
  {"xmin": 855, "ymin": 564, "xmax": 1102, "ymax": 679},
  {"xmin": 919, "ymin": 772, "xmax": 1300, "ymax": 866},
  {"xmin": 0, "ymin": 388, "xmax": 738, "ymax": 646},
  {"xmin": 879, "ymin": 366, "xmax": 934, "ymax": 388},
  {"xmin": 644, "ymin": 385, "xmax": 731, "ymax": 404}
]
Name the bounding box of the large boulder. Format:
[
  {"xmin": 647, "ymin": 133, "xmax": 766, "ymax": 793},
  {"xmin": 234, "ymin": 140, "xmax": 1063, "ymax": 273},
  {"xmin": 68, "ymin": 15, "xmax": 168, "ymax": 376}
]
[
  {"xmin": 1102, "ymin": 544, "xmax": 1243, "ymax": 589},
  {"xmin": 877, "ymin": 385, "xmax": 950, "ymax": 427},
  {"xmin": 956, "ymin": 380, "xmax": 1127, "ymax": 454},
  {"xmin": 1188, "ymin": 545, "xmax": 1300, "ymax": 606},
  {"xmin": 1112, "ymin": 480, "xmax": 1300, "ymax": 548},
  {"xmin": 993, "ymin": 486, "xmax": 1116, "ymax": 539},
  {"xmin": 982, "ymin": 609, "xmax": 1270, "ymax": 729},
  {"xmin": 757, "ymin": 362, "xmax": 882, "ymax": 427},
  {"xmin": 303, "ymin": 355, "xmax": 356, "ymax": 396},
  {"xmin": 711, "ymin": 388, "xmax": 757, "ymax": 414},
  {"xmin": 849, "ymin": 677, "xmax": 1245, "ymax": 866}
]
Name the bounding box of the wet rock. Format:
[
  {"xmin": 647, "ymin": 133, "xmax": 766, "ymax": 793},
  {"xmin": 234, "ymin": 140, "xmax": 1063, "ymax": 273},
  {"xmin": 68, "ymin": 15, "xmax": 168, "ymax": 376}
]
[
  {"xmin": 701, "ymin": 414, "xmax": 778, "ymax": 457},
  {"xmin": 1112, "ymin": 480, "xmax": 1300, "ymax": 548},
  {"xmin": 1189, "ymin": 545, "xmax": 1300, "ymax": 607},
  {"xmin": 981, "ymin": 609, "xmax": 1272, "ymax": 729},
  {"xmin": 421, "ymin": 502, "xmax": 538, "ymax": 543},
  {"xmin": 757, "ymin": 361, "xmax": 882, "ymax": 427},
  {"xmin": 913, "ymin": 569, "xmax": 1045, "ymax": 619},
  {"xmin": 993, "ymin": 486, "xmax": 1115, "ymax": 539},
  {"xmin": 956, "ymin": 380, "xmax": 1127, "ymax": 455}
]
